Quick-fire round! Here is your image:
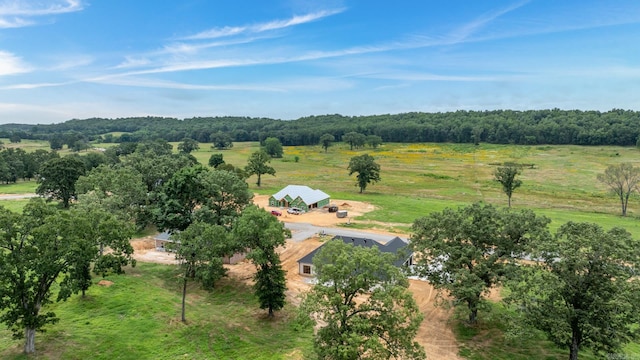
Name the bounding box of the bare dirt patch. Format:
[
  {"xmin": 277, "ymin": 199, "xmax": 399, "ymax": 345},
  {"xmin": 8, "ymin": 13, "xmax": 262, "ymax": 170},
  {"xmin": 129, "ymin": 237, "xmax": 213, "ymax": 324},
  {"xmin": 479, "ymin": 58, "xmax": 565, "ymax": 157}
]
[
  {"xmin": 253, "ymin": 194, "xmax": 406, "ymax": 237},
  {"xmin": 131, "ymin": 236, "xmax": 178, "ymax": 265},
  {"xmin": 253, "ymin": 194, "xmax": 377, "ymax": 228},
  {"xmin": 97, "ymin": 280, "xmax": 114, "ymax": 287}
]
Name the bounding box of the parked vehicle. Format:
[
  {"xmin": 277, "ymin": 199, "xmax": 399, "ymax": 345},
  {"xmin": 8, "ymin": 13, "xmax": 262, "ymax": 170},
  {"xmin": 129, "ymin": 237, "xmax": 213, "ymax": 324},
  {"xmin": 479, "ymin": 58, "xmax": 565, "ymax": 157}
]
[
  {"xmin": 328, "ymin": 205, "xmax": 338, "ymax": 212},
  {"xmin": 287, "ymin": 207, "xmax": 303, "ymax": 215},
  {"xmin": 271, "ymin": 210, "xmax": 282, "ymax": 216}
]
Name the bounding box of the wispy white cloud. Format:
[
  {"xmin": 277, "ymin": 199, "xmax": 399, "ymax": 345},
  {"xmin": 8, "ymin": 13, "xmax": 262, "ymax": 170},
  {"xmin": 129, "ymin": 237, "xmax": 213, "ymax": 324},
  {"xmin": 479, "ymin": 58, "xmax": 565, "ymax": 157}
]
[
  {"xmin": 46, "ymin": 55, "xmax": 94, "ymax": 71},
  {"xmin": 85, "ymin": 75, "xmax": 284, "ymax": 92},
  {"xmin": 440, "ymin": 1, "xmax": 640, "ymax": 47},
  {"xmin": 160, "ymin": 35, "xmax": 278, "ymax": 57},
  {"xmin": 364, "ymin": 71, "xmax": 522, "ymax": 82},
  {"xmin": 181, "ymin": 8, "xmax": 345, "ymax": 40},
  {"xmin": 0, "ymin": 0, "xmax": 83, "ymax": 28},
  {"xmin": 114, "ymin": 56, "xmax": 151, "ymax": 69},
  {"xmin": 0, "ymin": 17, "xmax": 31, "ymax": 28},
  {"xmin": 113, "ymin": 43, "xmax": 403, "ymax": 77},
  {"xmin": 0, "ymin": 51, "xmax": 31, "ymax": 75},
  {"xmin": 0, "ymin": 81, "xmax": 76, "ymax": 90},
  {"xmin": 446, "ymin": 0, "xmax": 531, "ymax": 43}
]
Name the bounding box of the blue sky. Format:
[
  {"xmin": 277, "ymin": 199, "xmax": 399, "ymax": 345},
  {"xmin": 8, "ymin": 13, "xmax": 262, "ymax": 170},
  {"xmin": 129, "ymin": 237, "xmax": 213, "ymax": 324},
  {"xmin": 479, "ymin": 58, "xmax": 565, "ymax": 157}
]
[{"xmin": 1, "ymin": 0, "xmax": 640, "ymax": 124}]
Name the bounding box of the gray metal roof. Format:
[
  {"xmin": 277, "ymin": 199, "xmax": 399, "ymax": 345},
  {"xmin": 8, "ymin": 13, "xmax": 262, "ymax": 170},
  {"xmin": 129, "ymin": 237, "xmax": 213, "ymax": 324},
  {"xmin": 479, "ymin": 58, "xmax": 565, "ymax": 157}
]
[
  {"xmin": 298, "ymin": 235, "xmax": 411, "ymax": 267},
  {"xmin": 154, "ymin": 231, "xmax": 177, "ymax": 241},
  {"xmin": 271, "ymin": 185, "xmax": 330, "ymax": 205}
]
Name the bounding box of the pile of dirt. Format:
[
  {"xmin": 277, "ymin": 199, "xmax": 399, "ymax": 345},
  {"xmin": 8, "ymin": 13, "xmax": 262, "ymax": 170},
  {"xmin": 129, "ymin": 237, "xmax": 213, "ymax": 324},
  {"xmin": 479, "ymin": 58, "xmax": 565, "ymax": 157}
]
[
  {"xmin": 131, "ymin": 236, "xmax": 155, "ymax": 251},
  {"xmin": 97, "ymin": 280, "xmax": 114, "ymax": 287}
]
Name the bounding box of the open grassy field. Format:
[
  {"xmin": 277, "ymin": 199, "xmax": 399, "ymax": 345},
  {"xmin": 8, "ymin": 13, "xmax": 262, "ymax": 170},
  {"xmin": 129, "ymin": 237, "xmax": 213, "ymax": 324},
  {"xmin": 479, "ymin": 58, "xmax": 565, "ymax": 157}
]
[
  {"xmin": 189, "ymin": 141, "xmax": 640, "ymax": 236},
  {"xmin": 2, "ymin": 139, "xmax": 639, "ymax": 233}
]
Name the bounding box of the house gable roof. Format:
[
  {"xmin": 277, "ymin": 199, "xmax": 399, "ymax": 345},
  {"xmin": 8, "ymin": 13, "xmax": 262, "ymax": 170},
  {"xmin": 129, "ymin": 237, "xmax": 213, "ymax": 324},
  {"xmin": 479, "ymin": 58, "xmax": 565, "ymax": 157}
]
[
  {"xmin": 271, "ymin": 185, "xmax": 329, "ymax": 205},
  {"xmin": 298, "ymin": 235, "xmax": 411, "ymax": 267}
]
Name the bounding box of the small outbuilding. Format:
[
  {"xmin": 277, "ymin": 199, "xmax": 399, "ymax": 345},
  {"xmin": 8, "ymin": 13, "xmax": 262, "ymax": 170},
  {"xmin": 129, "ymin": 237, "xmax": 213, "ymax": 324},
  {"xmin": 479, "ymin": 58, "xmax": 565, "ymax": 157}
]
[
  {"xmin": 154, "ymin": 231, "xmax": 174, "ymax": 251},
  {"xmin": 153, "ymin": 231, "xmax": 246, "ymax": 265},
  {"xmin": 269, "ymin": 185, "xmax": 330, "ymax": 212},
  {"xmin": 297, "ymin": 235, "xmax": 413, "ymax": 276}
]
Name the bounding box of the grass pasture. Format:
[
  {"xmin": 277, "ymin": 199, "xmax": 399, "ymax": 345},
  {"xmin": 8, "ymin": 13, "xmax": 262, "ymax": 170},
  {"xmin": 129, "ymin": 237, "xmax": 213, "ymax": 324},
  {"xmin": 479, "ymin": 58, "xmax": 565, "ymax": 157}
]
[{"xmin": 222, "ymin": 142, "xmax": 640, "ymax": 236}]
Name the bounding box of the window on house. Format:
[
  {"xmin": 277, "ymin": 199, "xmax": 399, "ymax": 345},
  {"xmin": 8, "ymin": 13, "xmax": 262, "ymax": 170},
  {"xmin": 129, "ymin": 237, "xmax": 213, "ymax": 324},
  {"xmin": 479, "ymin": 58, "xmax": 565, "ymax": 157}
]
[{"xmin": 302, "ymin": 265, "xmax": 312, "ymax": 274}]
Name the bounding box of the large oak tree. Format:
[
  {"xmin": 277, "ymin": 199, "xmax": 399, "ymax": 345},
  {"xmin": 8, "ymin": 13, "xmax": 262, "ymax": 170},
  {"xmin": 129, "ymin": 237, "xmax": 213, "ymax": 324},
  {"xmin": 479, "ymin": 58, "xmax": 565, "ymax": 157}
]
[
  {"xmin": 300, "ymin": 240, "xmax": 425, "ymax": 360},
  {"xmin": 0, "ymin": 199, "xmax": 135, "ymax": 354},
  {"xmin": 36, "ymin": 156, "xmax": 86, "ymax": 208},
  {"xmin": 347, "ymin": 154, "xmax": 381, "ymax": 193},
  {"xmin": 410, "ymin": 202, "xmax": 551, "ymax": 324},
  {"xmin": 245, "ymin": 150, "xmax": 275, "ymax": 187},
  {"xmin": 506, "ymin": 222, "xmax": 640, "ymax": 360}
]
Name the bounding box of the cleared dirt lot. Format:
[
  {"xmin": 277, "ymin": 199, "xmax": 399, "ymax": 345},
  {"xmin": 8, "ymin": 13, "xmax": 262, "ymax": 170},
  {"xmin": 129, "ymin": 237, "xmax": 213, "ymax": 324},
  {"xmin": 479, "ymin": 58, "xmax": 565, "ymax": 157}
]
[{"xmin": 130, "ymin": 195, "xmax": 462, "ymax": 360}]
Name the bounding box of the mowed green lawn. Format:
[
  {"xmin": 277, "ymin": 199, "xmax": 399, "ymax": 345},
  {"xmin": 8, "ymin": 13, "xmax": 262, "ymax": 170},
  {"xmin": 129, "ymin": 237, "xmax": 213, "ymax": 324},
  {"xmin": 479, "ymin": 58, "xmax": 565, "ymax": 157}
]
[{"xmin": 0, "ymin": 263, "xmax": 314, "ymax": 360}]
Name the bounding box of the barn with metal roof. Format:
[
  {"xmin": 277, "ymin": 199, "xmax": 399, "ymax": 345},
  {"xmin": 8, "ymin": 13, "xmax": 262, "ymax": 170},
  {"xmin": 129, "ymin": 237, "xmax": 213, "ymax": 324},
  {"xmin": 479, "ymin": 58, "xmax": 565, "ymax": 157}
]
[{"xmin": 268, "ymin": 185, "xmax": 330, "ymax": 211}]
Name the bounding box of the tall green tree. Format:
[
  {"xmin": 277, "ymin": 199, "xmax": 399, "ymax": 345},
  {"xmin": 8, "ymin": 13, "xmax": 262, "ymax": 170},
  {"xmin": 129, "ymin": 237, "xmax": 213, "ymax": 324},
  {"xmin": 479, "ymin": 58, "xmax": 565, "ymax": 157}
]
[
  {"xmin": 245, "ymin": 150, "xmax": 276, "ymax": 187},
  {"xmin": 234, "ymin": 206, "xmax": 289, "ymax": 317},
  {"xmin": 366, "ymin": 134, "xmax": 383, "ymax": 148},
  {"xmin": 208, "ymin": 153, "xmax": 225, "ymax": 168},
  {"xmin": 353, "ymin": 133, "xmax": 366, "ymax": 149},
  {"xmin": 79, "ymin": 152, "xmax": 108, "ymax": 172},
  {"xmin": 59, "ymin": 205, "xmax": 136, "ymax": 298},
  {"xmin": 505, "ymin": 222, "xmax": 640, "ymax": 360},
  {"xmin": 0, "ymin": 148, "xmax": 24, "ymax": 183},
  {"xmin": 154, "ymin": 165, "xmax": 209, "ymax": 232},
  {"xmin": 0, "ymin": 199, "xmax": 113, "ymax": 354},
  {"xmin": 154, "ymin": 166, "xmax": 253, "ymax": 232},
  {"xmin": 134, "ymin": 139, "xmax": 173, "ymax": 156},
  {"xmin": 210, "ymin": 131, "xmax": 234, "ymax": 150},
  {"xmin": 597, "ymin": 163, "xmax": 640, "ymax": 216},
  {"xmin": 122, "ymin": 151, "xmax": 196, "ymax": 192},
  {"xmin": 342, "ymin": 131, "xmax": 359, "ymax": 150},
  {"xmin": 177, "ymin": 138, "xmax": 199, "ymax": 154},
  {"xmin": 36, "ymin": 156, "xmax": 86, "ymax": 208},
  {"xmin": 76, "ymin": 164, "xmax": 147, "ymax": 222},
  {"xmin": 263, "ymin": 137, "xmax": 284, "ymax": 158},
  {"xmin": 494, "ymin": 163, "xmax": 522, "ymax": 208},
  {"xmin": 347, "ymin": 154, "xmax": 381, "ymax": 193},
  {"xmin": 172, "ymin": 222, "xmax": 231, "ymax": 323},
  {"xmin": 319, "ymin": 133, "xmax": 335, "ymax": 153},
  {"xmin": 28, "ymin": 149, "xmax": 59, "ymax": 179},
  {"xmin": 410, "ymin": 202, "xmax": 551, "ymax": 324},
  {"xmin": 197, "ymin": 168, "xmax": 253, "ymax": 227},
  {"xmin": 300, "ymin": 240, "xmax": 425, "ymax": 360}
]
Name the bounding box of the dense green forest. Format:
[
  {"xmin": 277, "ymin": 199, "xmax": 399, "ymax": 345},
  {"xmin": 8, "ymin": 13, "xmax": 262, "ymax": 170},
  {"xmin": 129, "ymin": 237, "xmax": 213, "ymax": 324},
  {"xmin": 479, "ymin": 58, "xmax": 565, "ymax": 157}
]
[{"xmin": 1, "ymin": 108, "xmax": 639, "ymax": 146}]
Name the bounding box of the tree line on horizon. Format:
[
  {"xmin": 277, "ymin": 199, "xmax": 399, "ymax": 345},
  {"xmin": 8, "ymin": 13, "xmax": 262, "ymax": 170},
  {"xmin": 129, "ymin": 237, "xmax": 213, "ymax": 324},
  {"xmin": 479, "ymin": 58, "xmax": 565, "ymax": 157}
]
[
  {"xmin": 1, "ymin": 137, "xmax": 639, "ymax": 358},
  {"xmin": 2, "ymin": 108, "xmax": 640, "ymax": 147}
]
